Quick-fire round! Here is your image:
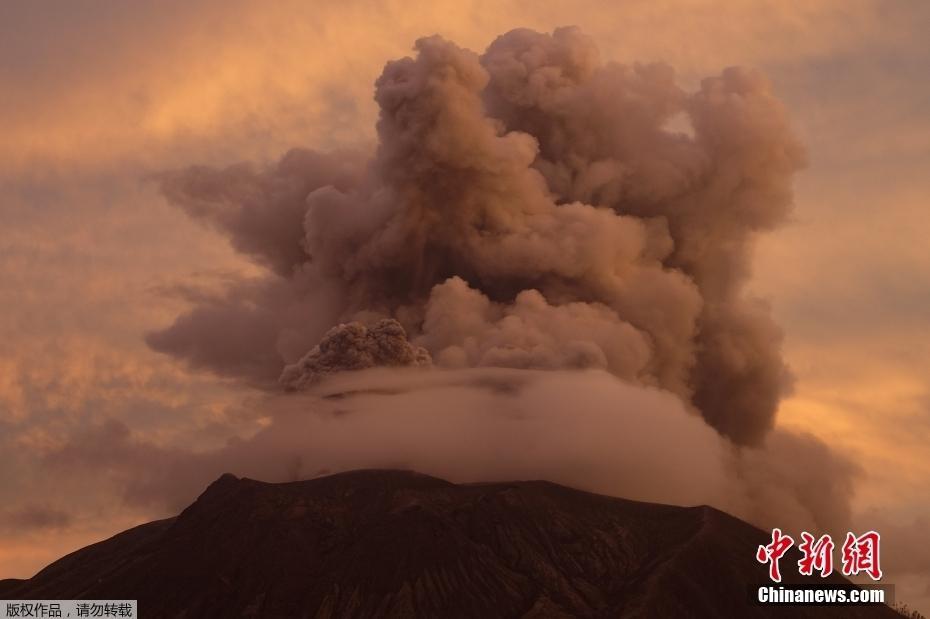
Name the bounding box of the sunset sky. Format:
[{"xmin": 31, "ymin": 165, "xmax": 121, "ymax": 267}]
[{"xmin": 1, "ymin": 0, "xmax": 928, "ymax": 611}]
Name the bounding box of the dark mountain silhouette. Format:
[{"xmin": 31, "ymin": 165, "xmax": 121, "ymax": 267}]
[{"xmin": 1, "ymin": 470, "xmax": 899, "ymax": 618}]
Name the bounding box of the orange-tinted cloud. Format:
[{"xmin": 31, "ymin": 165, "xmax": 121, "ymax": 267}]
[{"xmin": 2, "ymin": 0, "xmax": 929, "ymax": 611}]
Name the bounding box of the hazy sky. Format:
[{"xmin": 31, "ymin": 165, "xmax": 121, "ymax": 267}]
[{"xmin": 1, "ymin": 0, "xmax": 928, "ymax": 610}]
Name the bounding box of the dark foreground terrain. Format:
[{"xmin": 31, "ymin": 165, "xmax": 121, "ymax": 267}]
[{"xmin": 0, "ymin": 470, "xmax": 898, "ymax": 618}]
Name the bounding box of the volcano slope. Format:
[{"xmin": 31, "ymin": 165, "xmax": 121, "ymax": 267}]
[{"xmin": 0, "ymin": 470, "xmax": 899, "ymax": 618}]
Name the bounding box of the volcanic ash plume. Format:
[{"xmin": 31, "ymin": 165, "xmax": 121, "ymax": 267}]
[
  {"xmin": 280, "ymin": 319, "xmax": 432, "ymax": 390},
  {"xmin": 153, "ymin": 27, "xmax": 805, "ymax": 446}
]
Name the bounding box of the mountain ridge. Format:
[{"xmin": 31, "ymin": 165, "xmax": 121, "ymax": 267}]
[{"xmin": 2, "ymin": 469, "xmax": 899, "ymax": 618}]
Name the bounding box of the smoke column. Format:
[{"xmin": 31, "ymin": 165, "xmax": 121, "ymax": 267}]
[{"xmin": 152, "ymin": 26, "xmax": 805, "ymax": 448}]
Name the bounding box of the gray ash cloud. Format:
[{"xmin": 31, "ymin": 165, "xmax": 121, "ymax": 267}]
[{"xmin": 152, "ymin": 27, "xmax": 805, "ymax": 446}]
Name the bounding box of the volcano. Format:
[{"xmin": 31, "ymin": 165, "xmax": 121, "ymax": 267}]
[{"xmin": 0, "ymin": 470, "xmax": 898, "ymax": 618}]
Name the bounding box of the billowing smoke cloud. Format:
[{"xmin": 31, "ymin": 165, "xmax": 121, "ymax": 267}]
[
  {"xmin": 141, "ymin": 26, "xmax": 853, "ymax": 553},
  {"xmin": 280, "ymin": 319, "xmax": 431, "ymax": 390},
  {"xmin": 145, "ymin": 27, "xmax": 843, "ymax": 534},
  {"xmin": 153, "ymin": 27, "xmax": 804, "ymax": 445}
]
